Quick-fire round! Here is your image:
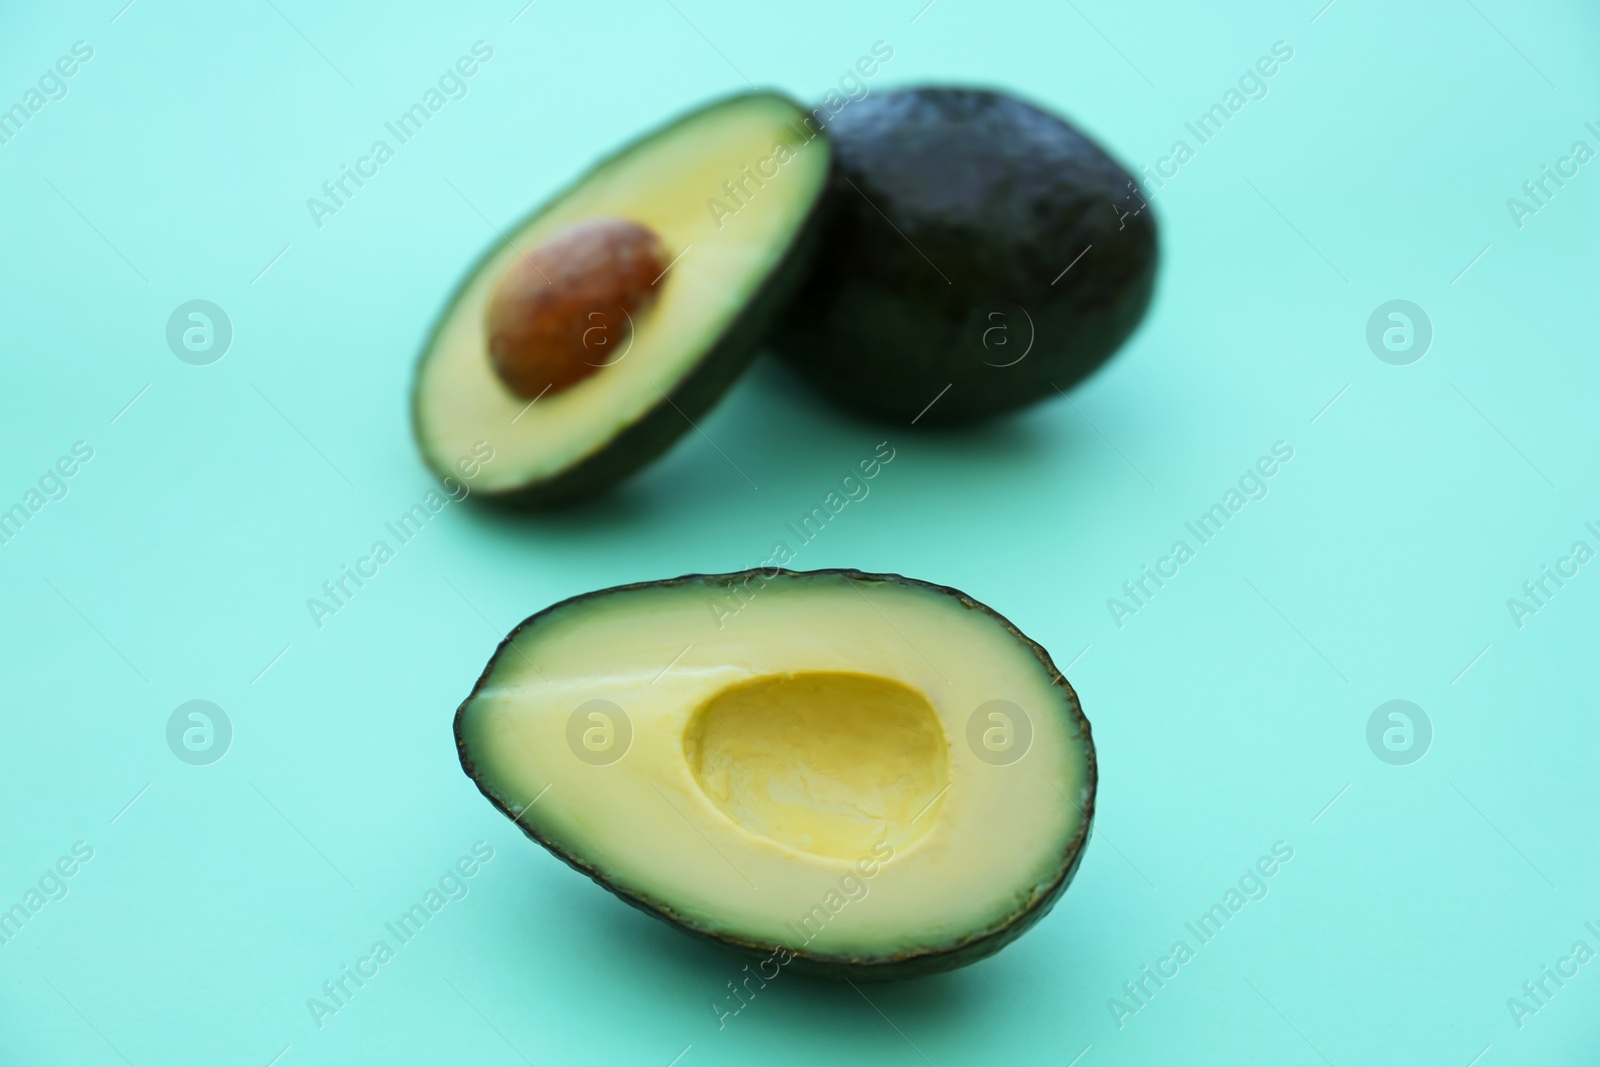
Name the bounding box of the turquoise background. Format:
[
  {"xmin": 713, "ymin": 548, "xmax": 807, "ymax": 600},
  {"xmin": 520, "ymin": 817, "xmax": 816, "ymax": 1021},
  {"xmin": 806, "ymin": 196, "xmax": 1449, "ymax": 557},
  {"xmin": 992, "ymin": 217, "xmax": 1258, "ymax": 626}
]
[{"xmin": 2, "ymin": 0, "xmax": 1597, "ymax": 1063}]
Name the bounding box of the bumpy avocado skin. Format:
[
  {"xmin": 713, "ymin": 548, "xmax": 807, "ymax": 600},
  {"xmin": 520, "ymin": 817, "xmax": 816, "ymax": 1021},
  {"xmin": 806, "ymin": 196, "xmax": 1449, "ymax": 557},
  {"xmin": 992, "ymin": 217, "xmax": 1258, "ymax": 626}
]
[
  {"xmin": 455, "ymin": 569, "xmax": 1097, "ymax": 982},
  {"xmin": 771, "ymin": 87, "xmax": 1157, "ymax": 425}
]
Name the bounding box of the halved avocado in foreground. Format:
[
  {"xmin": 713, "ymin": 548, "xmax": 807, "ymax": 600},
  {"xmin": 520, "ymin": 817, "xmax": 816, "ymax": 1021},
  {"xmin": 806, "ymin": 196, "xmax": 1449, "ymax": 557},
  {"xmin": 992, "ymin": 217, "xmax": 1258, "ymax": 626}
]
[
  {"xmin": 413, "ymin": 92, "xmax": 832, "ymax": 507},
  {"xmin": 455, "ymin": 570, "xmax": 1096, "ymax": 980}
]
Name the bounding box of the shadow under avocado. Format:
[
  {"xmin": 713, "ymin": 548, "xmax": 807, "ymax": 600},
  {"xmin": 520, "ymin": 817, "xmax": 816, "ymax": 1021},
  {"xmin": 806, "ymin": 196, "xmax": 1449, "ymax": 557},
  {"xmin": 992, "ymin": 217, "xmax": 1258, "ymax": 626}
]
[
  {"xmin": 578, "ymin": 881, "xmax": 1001, "ymax": 1032},
  {"xmin": 450, "ymin": 354, "xmax": 1067, "ymax": 542}
]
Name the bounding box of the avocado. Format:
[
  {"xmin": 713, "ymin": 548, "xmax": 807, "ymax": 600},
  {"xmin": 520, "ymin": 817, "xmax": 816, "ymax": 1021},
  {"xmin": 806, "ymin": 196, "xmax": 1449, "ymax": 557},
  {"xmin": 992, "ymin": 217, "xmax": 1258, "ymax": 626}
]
[
  {"xmin": 771, "ymin": 87, "xmax": 1157, "ymax": 425},
  {"xmin": 455, "ymin": 569, "xmax": 1096, "ymax": 980},
  {"xmin": 412, "ymin": 92, "xmax": 833, "ymax": 507}
]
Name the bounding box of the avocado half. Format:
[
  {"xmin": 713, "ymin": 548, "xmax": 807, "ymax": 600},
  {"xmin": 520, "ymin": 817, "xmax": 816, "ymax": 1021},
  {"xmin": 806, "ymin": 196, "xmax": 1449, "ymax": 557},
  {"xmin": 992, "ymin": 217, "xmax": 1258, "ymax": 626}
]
[
  {"xmin": 455, "ymin": 569, "xmax": 1096, "ymax": 980},
  {"xmin": 771, "ymin": 87, "xmax": 1158, "ymax": 425},
  {"xmin": 412, "ymin": 92, "xmax": 833, "ymax": 507}
]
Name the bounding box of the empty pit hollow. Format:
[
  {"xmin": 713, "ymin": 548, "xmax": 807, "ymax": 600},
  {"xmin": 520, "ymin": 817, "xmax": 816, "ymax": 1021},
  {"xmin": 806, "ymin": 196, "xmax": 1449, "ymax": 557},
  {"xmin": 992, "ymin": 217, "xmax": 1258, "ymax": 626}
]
[{"xmin": 684, "ymin": 671, "xmax": 949, "ymax": 860}]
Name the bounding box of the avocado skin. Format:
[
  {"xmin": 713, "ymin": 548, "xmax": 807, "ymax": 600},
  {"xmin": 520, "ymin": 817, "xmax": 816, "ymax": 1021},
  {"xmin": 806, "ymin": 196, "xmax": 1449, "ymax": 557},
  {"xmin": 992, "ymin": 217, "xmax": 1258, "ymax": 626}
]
[
  {"xmin": 410, "ymin": 92, "xmax": 834, "ymax": 509},
  {"xmin": 771, "ymin": 87, "xmax": 1157, "ymax": 425},
  {"xmin": 454, "ymin": 568, "xmax": 1097, "ymax": 982}
]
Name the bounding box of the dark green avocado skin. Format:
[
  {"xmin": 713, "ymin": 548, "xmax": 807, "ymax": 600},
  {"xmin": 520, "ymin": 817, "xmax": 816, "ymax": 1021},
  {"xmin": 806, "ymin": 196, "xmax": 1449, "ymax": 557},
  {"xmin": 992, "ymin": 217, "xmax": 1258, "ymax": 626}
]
[
  {"xmin": 411, "ymin": 91, "xmax": 834, "ymax": 509},
  {"xmin": 454, "ymin": 569, "xmax": 1097, "ymax": 982},
  {"xmin": 771, "ymin": 87, "xmax": 1158, "ymax": 425}
]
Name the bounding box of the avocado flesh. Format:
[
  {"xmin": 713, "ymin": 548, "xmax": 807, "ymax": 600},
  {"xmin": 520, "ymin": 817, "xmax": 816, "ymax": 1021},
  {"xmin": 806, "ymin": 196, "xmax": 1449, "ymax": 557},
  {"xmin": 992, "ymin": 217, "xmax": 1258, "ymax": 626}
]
[
  {"xmin": 413, "ymin": 92, "xmax": 831, "ymax": 506},
  {"xmin": 771, "ymin": 87, "xmax": 1157, "ymax": 425},
  {"xmin": 455, "ymin": 570, "xmax": 1095, "ymax": 980}
]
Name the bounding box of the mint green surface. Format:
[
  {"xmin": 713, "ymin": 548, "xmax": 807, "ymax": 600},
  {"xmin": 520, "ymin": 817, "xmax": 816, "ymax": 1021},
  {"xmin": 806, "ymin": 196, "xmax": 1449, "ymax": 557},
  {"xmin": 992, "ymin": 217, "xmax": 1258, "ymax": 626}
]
[{"xmin": 2, "ymin": 2, "xmax": 1597, "ymax": 1064}]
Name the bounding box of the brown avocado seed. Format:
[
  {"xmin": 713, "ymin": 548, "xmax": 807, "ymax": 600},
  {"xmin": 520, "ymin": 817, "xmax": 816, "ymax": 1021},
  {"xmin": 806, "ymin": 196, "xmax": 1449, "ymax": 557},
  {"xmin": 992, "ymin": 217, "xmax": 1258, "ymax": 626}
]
[{"xmin": 485, "ymin": 217, "xmax": 669, "ymax": 399}]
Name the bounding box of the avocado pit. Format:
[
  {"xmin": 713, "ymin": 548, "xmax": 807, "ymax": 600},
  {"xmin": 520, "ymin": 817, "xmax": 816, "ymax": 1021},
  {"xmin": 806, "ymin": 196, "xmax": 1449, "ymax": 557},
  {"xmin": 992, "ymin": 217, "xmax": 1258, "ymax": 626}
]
[{"xmin": 485, "ymin": 217, "xmax": 668, "ymax": 399}]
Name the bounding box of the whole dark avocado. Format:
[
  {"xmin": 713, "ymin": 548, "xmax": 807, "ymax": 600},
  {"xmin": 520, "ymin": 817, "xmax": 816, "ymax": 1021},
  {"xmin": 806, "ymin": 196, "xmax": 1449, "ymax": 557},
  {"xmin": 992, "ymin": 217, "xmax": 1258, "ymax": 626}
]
[{"xmin": 771, "ymin": 87, "xmax": 1158, "ymax": 425}]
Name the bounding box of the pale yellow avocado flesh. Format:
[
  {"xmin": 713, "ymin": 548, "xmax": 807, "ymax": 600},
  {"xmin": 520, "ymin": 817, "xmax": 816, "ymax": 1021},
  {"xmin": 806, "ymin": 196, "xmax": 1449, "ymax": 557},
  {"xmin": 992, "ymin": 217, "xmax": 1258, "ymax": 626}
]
[
  {"xmin": 457, "ymin": 573, "xmax": 1094, "ymax": 965},
  {"xmin": 414, "ymin": 93, "xmax": 829, "ymax": 492}
]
